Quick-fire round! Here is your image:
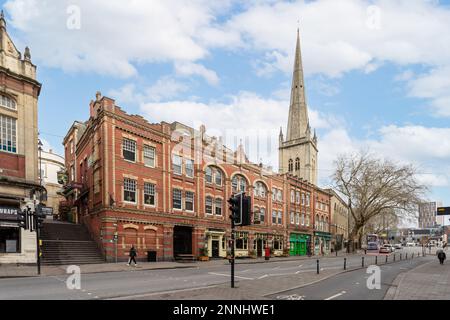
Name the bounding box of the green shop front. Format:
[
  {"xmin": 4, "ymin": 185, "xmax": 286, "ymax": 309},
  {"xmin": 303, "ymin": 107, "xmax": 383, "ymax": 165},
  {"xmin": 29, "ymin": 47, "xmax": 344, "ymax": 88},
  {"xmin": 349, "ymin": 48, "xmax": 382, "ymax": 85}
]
[
  {"xmin": 314, "ymin": 231, "xmax": 332, "ymax": 255},
  {"xmin": 289, "ymin": 233, "xmax": 311, "ymax": 256}
]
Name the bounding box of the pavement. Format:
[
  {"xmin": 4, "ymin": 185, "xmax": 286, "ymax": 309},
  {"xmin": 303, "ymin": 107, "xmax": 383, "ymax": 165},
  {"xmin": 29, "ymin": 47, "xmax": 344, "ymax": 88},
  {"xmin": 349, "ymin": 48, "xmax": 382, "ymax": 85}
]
[
  {"xmin": 385, "ymin": 251, "xmax": 450, "ymax": 300},
  {"xmin": 0, "ymin": 251, "xmax": 365, "ymax": 278}
]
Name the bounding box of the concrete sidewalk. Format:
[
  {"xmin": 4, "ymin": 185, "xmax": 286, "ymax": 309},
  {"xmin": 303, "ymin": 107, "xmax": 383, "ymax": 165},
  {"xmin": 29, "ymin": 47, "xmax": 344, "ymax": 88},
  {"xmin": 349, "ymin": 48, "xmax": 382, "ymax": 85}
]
[
  {"xmin": 0, "ymin": 252, "xmax": 363, "ymax": 278},
  {"xmin": 385, "ymin": 256, "xmax": 450, "ymax": 300}
]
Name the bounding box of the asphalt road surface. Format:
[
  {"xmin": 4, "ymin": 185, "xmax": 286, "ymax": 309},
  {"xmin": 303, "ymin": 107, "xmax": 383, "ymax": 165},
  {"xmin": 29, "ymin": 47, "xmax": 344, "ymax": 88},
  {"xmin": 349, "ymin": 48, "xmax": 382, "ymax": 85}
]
[
  {"xmin": 270, "ymin": 252, "xmax": 431, "ymax": 300},
  {"xmin": 0, "ymin": 247, "xmax": 424, "ymax": 300}
]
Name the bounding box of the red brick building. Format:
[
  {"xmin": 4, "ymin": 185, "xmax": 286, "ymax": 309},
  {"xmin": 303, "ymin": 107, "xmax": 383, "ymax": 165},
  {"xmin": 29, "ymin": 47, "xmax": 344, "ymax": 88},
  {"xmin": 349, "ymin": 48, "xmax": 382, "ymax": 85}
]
[
  {"xmin": 60, "ymin": 91, "xmax": 331, "ymax": 262},
  {"xmin": 60, "ymin": 30, "xmax": 332, "ymax": 262}
]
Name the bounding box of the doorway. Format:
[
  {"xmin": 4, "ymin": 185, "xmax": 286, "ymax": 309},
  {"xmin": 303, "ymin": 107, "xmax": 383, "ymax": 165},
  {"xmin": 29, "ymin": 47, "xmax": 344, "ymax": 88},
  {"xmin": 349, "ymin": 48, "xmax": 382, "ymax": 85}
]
[
  {"xmin": 173, "ymin": 226, "xmax": 192, "ymax": 256},
  {"xmin": 257, "ymin": 239, "xmax": 263, "ymax": 257},
  {"xmin": 211, "ymin": 240, "xmax": 220, "ymax": 258}
]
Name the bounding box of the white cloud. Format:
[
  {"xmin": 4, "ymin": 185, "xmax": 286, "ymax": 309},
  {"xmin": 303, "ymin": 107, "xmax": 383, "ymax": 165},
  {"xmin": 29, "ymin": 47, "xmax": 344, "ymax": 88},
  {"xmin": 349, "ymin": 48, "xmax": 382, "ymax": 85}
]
[
  {"xmin": 140, "ymin": 91, "xmax": 336, "ymax": 168},
  {"xmin": 4, "ymin": 0, "xmax": 234, "ymax": 79},
  {"xmin": 108, "ymin": 77, "xmax": 188, "ymax": 105},
  {"xmin": 174, "ymin": 61, "xmax": 219, "ymax": 85}
]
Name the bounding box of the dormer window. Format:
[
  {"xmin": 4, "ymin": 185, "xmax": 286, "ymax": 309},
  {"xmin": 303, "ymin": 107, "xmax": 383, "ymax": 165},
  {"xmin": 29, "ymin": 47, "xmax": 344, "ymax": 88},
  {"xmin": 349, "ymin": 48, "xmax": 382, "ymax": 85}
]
[{"xmin": 0, "ymin": 94, "xmax": 16, "ymax": 111}]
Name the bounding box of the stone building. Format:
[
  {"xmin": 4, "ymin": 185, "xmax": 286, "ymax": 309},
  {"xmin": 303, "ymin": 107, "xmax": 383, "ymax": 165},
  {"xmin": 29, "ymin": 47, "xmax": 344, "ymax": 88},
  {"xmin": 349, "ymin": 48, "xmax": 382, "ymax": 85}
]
[
  {"xmin": 325, "ymin": 188, "xmax": 349, "ymax": 251},
  {"xmin": 419, "ymin": 201, "xmax": 442, "ymax": 229},
  {"xmin": 278, "ymin": 29, "xmax": 318, "ymax": 185},
  {"xmin": 38, "ymin": 149, "xmax": 65, "ymax": 219},
  {"xmin": 0, "ymin": 11, "xmax": 43, "ymax": 263}
]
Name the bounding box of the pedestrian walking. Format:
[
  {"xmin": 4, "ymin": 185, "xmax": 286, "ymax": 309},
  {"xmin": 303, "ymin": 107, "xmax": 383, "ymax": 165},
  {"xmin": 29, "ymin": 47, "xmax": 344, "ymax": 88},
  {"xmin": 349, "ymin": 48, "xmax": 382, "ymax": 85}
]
[
  {"xmin": 437, "ymin": 249, "xmax": 446, "ymax": 265},
  {"xmin": 127, "ymin": 245, "xmax": 138, "ymax": 266}
]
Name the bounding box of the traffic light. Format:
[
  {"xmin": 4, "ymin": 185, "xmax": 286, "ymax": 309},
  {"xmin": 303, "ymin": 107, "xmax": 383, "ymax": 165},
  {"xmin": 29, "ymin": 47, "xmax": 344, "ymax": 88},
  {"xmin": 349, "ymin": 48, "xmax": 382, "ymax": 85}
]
[
  {"xmin": 228, "ymin": 194, "xmax": 241, "ymax": 224},
  {"xmin": 36, "ymin": 212, "xmax": 46, "ymax": 229},
  {"xmin": 227, "ymin": 193, "xmax": 252, "ymax": 226},
  {"xmin": 17, "ymin": 210, "xmax": 28, "ymax": 230}
]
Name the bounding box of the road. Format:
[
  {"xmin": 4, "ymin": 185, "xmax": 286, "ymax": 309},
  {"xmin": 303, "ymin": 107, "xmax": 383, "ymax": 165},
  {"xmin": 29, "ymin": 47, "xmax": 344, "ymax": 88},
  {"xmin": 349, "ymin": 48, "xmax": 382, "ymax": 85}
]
[
  {"xmin": 270, "ymin": 249, "xmax": 431, "ymax": 300},
  {"xmin": 0, "ymin": 247, "xmax": 424, "ymax": 300}
]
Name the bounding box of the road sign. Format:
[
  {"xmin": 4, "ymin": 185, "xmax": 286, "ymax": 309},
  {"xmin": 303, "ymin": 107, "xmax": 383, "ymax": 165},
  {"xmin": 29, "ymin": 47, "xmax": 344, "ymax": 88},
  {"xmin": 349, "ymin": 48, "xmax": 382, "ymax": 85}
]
[{"xmin": 437, "ymin": 207, "xmax": 450, "ymax": 216}]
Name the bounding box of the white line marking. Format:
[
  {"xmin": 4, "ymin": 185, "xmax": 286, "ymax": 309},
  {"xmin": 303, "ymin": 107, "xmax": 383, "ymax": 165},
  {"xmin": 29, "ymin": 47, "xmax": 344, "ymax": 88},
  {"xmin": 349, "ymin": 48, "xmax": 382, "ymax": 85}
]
[
  {"xmin": 240, "ymin": 269, "xmax": 251, "ymax": 273},
  {"xmin": 295, "ymin": 271, "xmax": 301, "ymax": 274},
  {"xmin": 324, "ymin": 291, "xmax": 346, "ymax": 300},
  {"xmin": 298, "ymin": 264, "xmax": 303, "ymax": 268},
  {"xmin": 208, "ymin": 272, "xmax": 254, "ymax": 280},
  {"xmin": 258, "ymin": 274, "xmax": 268, "ymax": 279}
]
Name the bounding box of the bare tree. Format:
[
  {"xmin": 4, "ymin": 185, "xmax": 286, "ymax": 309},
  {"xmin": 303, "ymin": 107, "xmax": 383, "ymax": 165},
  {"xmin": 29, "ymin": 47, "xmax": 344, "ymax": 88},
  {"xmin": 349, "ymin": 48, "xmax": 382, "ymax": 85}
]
[{"xmin": 332, "ymin": 152, "xmax": 427, "ymax": 247}]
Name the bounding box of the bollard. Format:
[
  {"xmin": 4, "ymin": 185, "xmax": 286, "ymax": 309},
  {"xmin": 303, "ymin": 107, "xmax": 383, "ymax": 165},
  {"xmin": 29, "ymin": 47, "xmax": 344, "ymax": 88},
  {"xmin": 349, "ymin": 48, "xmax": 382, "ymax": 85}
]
[
  {"xmin": 344, "ymin": 257, "xmax": 347, "ymax": 270},
  {"xmin": 362, "ymin": 256, "xmax": 365, "ymax": 268},
  {"xmin": 400, "ymin": 253, "xmax": 402, "ymax": 260},
  {"xmin": 375, "ymin": 256, "xmax": 378, "ymax": 265},
  {"xmin": 406, "ymin": 253, "xmax": 408, "ymax": 259},
  {"xmin": 385, "ymin": 255, "xmax": 388, "ymax": 264},
  {"xmin": 394, "ymin": 254, "xmax": 396, "ymax": 262},
  {"xmin": 317, "ymin": 259, "xmax": 320, "ymax": 274}
]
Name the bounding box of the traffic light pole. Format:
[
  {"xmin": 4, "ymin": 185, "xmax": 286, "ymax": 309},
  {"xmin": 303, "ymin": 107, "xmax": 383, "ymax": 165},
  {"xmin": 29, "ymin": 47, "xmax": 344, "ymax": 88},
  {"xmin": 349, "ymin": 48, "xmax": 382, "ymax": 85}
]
[
  {"xmin": 231, "ymin": 216, "xmax": 235, "ymax": 288},
  {"xmin": 34, "ymin": 209, "xmax": 41, "ymax": 275}
]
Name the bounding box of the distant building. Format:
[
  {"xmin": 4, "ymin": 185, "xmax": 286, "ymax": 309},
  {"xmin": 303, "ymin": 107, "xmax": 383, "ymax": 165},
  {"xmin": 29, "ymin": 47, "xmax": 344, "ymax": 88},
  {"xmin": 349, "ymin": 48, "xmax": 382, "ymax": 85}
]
[
  {"xmin": 324, "ymin": 188, "xmax": 349, "ymax": 251},
  {"xmin": 38, "ymin": 149, "xmax": 65, "ymax": 219},
  {"xmin": 419, "ymin": 202, "xmax": 442, "ymax": 228}
]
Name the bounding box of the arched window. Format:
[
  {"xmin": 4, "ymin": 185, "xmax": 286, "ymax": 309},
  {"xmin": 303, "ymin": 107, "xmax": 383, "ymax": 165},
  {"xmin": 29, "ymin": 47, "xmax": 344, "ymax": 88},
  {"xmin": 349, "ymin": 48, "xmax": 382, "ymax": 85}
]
[
  {"xmin": 232, "ymin": 174, "xmax": 247, "ymax": 193},
  {"xmin": 254, "ymin": 181, "xmax": 267, "ymax": 198},
  {"xmin": 205, "ymin": 166, "xmax": 224, "ymax": 186},
  {"xmin": 0, "ymin": 94, "xmax": 16, "ymax": 110},
  {"xmin": 295, "ymin": 158, "xmax": 300, "ymax": 171},
  {"xmin": 288, "ymin": 159, "xmax": 293, "ymax": 172}
]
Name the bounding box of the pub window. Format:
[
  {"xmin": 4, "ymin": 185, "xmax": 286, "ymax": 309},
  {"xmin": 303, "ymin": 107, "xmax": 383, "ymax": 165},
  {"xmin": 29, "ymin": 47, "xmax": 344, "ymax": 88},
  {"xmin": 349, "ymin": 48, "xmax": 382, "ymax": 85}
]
[
  {"xmin": 215, "ymin": 198, "xmax": 222, "ymax": 216},
  {"xmin": 172, "ymin": 188, "xmax": 182, "ymax": 210},
  {"xmin": 0, "ymin": 115, "xmax": 17, "ymax": 153},
  {"xmin": 122, "ymin": 138, "xmax": 136, "ymax": 162},
  {"xmin": 205, "ymin": 196, "xmax": 213, "ymax": 215},
  {"xmin": 273, "ymin": 239, "xmax": 283, "ymax": 250},
  {"xmin": 143, "ymin": 145, "xmax": 156, "ymax": 167},
  {"xmin": 0, "ymin": 227, "xmax": 20, "ymax": 253},
  {"xmin": 172, "ymin": 154, "xmax": 182, "ymax": 175},
  {"xmin": 235, "ymin": 234, "xmax": 248, "ymax": 250},
  {"xmin": 123, "ymin": 178, "xmax": 136, "ymax": 203},
  {"xmin": 185, "ymin": 191, "xmax": 194, "ymax": 211},
  {"xmin": 185, "ymin": 159, "xmax": 194, "ymax": 178},
  {"xmin": 144, "ymin": 182, "xmax": 155, "ymax": 206}
]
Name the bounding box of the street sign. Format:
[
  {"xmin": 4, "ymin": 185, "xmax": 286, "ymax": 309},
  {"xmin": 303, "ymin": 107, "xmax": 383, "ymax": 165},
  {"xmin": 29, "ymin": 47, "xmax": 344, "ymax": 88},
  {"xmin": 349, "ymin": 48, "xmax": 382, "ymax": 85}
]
[{"xmin": 437, "ymin": 207, "xmax": 450, "ymax": 216}]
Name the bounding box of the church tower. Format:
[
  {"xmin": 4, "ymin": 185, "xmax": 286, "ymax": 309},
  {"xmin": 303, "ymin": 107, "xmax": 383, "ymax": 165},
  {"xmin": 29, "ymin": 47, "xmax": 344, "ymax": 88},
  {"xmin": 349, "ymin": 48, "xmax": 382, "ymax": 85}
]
[{"xmin": 279, "ymin": 29, "xmax": 318, "ymax": 185}]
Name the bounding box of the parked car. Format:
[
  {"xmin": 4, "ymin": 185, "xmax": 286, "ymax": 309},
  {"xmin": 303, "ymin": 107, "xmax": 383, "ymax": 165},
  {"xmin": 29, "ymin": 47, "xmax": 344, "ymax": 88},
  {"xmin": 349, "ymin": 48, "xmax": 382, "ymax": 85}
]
[
  {"xmin": 394, "ymin": 244, "xmax": 402, "ymax": 250},
  {"xmin": 383, "ymin": 244, "xmax": 394, "ymax": 252},
  {"xmin": 406, "ymin": 242, "xmax": 416, "ymax": 247},
  {"xmin": 379, "ymin": 246, "xmax": 391, "ymax": 254}
]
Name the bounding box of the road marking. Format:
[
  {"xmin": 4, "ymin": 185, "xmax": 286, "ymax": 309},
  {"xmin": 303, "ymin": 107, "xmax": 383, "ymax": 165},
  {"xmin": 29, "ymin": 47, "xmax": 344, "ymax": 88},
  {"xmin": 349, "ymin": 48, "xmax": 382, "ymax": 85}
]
[
  {"xmin": 295, "ymin": 271, "xmax": 301, "ymax": 274},
  {"xmin": 258, "ymin": 274, "xmax": 268, "ymax": 279},
  {"xmin": 324, "ymin": 291, "xmax": 346, "ymax": 300},
  {"xmin": 273, "ymin": 266, "xmax": 280, "ymax": 270},
  {"xmin": 208, "ymin": 272, "xmax": 254, "ymax": 280},
  {"xmin": 240, "ymin": 269, "xmax": 251, "ymax": 273},
  {"xmin": 298, "ymin": 264, "xmax": 303, "ymax": 268}
]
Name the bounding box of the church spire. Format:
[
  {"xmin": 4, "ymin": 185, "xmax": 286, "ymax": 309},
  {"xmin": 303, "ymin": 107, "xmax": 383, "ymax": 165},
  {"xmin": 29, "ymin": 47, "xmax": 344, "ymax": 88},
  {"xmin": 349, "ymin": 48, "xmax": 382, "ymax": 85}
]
[{"xmin": 286, "ymin": 28, "xmax": 309, "ymax": 141}]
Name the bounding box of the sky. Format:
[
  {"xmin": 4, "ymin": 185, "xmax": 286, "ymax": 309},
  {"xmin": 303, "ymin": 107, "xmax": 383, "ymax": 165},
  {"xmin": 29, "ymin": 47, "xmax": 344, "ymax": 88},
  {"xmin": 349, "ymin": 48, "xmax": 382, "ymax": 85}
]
[{"xmin": 1, "ymin": 0, "xmax": 450, "ymax": 217}]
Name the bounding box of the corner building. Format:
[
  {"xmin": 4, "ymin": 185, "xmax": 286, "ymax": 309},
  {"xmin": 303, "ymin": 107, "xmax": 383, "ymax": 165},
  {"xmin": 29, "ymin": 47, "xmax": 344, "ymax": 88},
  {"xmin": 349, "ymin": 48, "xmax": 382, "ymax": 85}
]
[{"xmin": 61, "ymin": 30, "xmax": 331, "ymax": 261}]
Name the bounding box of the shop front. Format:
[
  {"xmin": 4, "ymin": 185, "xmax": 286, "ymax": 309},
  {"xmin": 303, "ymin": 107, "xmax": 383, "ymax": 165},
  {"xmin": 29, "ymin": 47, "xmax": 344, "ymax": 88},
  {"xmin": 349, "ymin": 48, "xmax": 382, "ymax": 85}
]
[
  {"xmin": 205, "ymin": 229, "xmax": 226, "ymax": 258},
  {"xmin": 289, "ymin": 233, "xmax": 311, "ymax": 256},
  {"xmin": 234, "ymin": 231, "xmax": 249, "ymax": 257},
  {"xmin": 253, "ymin": 233, "xmax": 269, "ymax": 257},
  {"xmin": 0, "ymin": 204, "xmax": 36, "ymax": 264},
  {"xmin": 314, "ymin": 231, "xmax": 332, "ymax": 255}
]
